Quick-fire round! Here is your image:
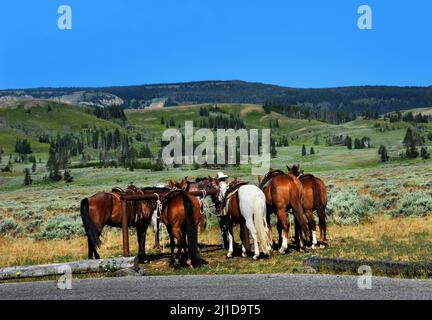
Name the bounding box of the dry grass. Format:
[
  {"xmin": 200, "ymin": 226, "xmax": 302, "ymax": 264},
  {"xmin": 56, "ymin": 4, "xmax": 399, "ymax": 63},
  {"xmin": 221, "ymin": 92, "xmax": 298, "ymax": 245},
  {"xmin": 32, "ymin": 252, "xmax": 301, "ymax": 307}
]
[{"xmin": 1, "ymin": 215, "xmax": 431, "ymax": 278}]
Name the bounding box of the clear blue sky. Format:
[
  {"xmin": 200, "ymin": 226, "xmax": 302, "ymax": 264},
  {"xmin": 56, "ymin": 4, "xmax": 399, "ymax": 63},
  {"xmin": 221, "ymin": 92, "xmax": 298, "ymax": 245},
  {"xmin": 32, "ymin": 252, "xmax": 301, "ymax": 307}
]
[{"xmin": 0, "ymin": 0, "xmax": 431, "ymax": 89}]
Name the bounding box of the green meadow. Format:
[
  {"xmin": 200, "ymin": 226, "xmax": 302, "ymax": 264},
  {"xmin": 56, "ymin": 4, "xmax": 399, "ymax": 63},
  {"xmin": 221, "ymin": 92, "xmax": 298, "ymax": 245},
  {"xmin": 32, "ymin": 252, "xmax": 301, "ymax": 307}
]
[{"xmin": 0, "ymin": 101, "xmax": 431, "ymax": 277}]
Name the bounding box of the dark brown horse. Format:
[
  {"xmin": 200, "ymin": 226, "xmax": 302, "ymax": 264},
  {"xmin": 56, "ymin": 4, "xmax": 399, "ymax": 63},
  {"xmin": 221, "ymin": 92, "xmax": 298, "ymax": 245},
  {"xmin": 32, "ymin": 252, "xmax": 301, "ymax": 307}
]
[
  {"xmin": 80, "ymin": 185, "xmax": 169, "ymax": 262},
  {"xmin": 178, "ymin": 176, "xmax": 215, "ymax": 232},
  {"xmin": 141, "ymin": 186, "xmax": 173, "ymax": 251},
  {"xmin": 258, "ymin": 170, "xmax": 310, "ymax": 253},
  {"xmin": 287, "ymin": 164, "xmax": 328, "ymax": 248},
  {"xmin": 161, "ymin": 189, "xmax": 205, "ymax": 268}
]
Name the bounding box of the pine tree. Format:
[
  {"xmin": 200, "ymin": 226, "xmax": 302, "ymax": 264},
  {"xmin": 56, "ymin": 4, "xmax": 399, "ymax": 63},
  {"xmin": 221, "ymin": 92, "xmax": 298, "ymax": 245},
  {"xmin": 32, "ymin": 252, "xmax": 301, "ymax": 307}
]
[
  {"xmin": 310, "ymin": 147, "xmax": 315, "ymax": 155},
  {"xmin": 378, "ymin": 145, "xmax": 389, "ymax": 162},
  {"xmin": 270, "ymin": 138, "xmax": 277, "ymax": 158},
  {"xmin": 403, "ymin": 128, "xmax": 420, "ymax": 158},
  {"xmin": 301, "ymin": 144, "xmax": 306, "ymax": 156},
  {"xmin": 64, "ymin": 170, "xmax": 74, "ymax": 183},
  {"xmin": 24, "ymin": 168, "xmax": 32, "ymax": 185},
  {"xmin": 31, "ymin": 162, "xmax": 36, "ymax": 173},
  {"xmin": 345, "ymin": 136, "xmax": 352, "ymax": 150},
  {"xmin": 420, "ymin": 147, "xmax": 430, "ymax": 160}
]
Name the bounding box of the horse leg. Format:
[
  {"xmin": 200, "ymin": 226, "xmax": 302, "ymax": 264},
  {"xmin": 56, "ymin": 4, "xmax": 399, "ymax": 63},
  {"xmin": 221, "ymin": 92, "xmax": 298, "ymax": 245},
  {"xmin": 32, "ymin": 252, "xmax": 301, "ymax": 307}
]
[
  {"xmin": 168, "ymin": 229, "xmax": 176, "ymax": 267},
  {"xmin": 276, "ymin": 218, "xmax": 283, "ymax": 249},
  {"xmin": 136, "ymin": 221, "xmax": 149, "ymax": 263},
  {"xmin": 172, "ymin": 228, "xmax": 183, "ymax": 267},
  {"xmin": 92, "ymin": 227, "xmax": 102, "ymax": 259},
  {"xmin": 240, "ymin": 223, "xmax": 250, "ymax": 257},
  {"xmin": 291, "ymin": 202, "xmax": 308, "ymax": 251},
  {"xmin": 318, "ymin": 209, "xmax": 328, "ymax": 248},
  {"xmin": 275, "ymin": 208, "xmax": 290, "ymax": 254},
  {"xmin": 266, "ymin": 207, "xmax": 275, "ymax": 246},
  {"xmin": 293, "ymin": 216, "xmax": 305, "ymax": 251},
  {"xmin": 199, "ymin": 203, "xmax": 206, "ymax": 233},
  {"xmin": 305, "ymin": 209, "xmax": 318, "ymax": 249},
  {"xmin": 87, "ymin": 238, "xmax": 94, "ymax": 259},
  {"xmin": 226, "ymin": 217, "xmax": 235, "ymax": 258},
  {"xmin": 244, "ymin": 217, "xmax": 260, "ymax": 260},
  {"xmin": 179, "ymin": 238, "xmax": 188, "ymax": 267}
]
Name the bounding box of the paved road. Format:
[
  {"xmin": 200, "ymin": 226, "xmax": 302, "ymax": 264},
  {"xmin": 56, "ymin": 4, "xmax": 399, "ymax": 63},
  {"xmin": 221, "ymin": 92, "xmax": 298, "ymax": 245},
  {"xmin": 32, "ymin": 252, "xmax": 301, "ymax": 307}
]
[{"xmin": 1, "ymin": 273, "xmax": 432, "ymax": 300}]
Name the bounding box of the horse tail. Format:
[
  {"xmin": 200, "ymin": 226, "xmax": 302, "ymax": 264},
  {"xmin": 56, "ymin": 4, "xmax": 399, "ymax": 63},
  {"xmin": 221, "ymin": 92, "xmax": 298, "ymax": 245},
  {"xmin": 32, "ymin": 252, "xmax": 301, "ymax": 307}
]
[
  {"xmin": 183, "ymin": 194, "xmax": 202, "ymax": 268},
  {"xmin": 313, "ymin": 178, "xmax": 325, "ymax": 213},
  {"xmin": 312, "ymin": 178, "xmax": 328, "ymax": 221},
  {"xmin": 80, "ymin": 198, "xmax": 101, "ymax": 251},
  {"xmin": 253, "ymin": 194, "xmax": 272, "ymax": 256}
]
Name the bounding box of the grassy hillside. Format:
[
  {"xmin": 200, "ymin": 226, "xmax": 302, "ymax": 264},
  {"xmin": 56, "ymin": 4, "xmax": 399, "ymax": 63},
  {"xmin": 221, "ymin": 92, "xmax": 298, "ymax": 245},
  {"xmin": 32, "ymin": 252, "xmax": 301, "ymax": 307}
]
[{"xmin": 0, "ymin": 100, "xmax": 124, "ymax": 158}]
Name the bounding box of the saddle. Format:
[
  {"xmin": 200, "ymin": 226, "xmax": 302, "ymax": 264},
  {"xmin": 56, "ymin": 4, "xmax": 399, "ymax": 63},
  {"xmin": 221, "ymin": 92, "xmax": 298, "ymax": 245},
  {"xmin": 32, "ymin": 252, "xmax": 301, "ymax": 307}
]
[
  {"xmin": 111, "ymin": 185, "xmax": 151, "ymax": 224},
  {"xmin": 112, "ymin": 186, "xmax": 125, "ymax": 194},
  {"xmin": 220, "ymin": 181, "xmax": 249, "ymax": 216},
  {"xmin": 298, "ymin": 173, "xmax": 315, "ymax": 180}
]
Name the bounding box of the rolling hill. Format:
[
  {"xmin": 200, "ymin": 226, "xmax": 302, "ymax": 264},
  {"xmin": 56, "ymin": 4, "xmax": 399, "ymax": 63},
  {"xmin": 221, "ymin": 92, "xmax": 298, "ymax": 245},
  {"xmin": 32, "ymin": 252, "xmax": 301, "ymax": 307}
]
[{"xmin": 1, "ymin": 80, "xmax": 432, "ymax": 114}]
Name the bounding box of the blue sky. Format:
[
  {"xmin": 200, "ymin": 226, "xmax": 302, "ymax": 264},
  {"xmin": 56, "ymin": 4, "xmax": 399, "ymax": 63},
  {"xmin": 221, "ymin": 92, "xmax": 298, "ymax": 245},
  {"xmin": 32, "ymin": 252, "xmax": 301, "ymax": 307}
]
[{"xmin": 0, "ymin": 0, "xmax": 431, "ymax": 89}]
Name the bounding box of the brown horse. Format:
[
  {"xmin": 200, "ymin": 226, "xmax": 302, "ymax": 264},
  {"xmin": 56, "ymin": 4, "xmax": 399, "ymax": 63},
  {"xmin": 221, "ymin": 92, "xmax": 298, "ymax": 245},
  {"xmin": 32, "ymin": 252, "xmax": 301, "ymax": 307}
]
[
  {"xmin": 161, "ymin": 189, "xmax": 205, "ymax": 268},
  {"xmin": 178, "ymin": 176, "xmax": 215, "ymax": 232},
  {"xmin": 258, "ymin": 170, "xmax": 310, "ymax": 253},
  {"xmin": 287, "ymin": 164, "xmax": 328, "ymax": 248},
  {"xmin": 141, "ymin": 186, "xmax": 173, "ymax": 251},
  {"xmin": 80, "ymin": 185, "xmax": 169, "ymax": 262}
]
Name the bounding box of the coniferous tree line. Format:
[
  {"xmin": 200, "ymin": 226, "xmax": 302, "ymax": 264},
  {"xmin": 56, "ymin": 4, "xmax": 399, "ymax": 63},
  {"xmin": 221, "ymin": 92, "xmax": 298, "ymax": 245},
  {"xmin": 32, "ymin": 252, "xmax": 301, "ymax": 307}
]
[
  {"xmin": 93, "ymin": 105, "xmax": 126, "ymax": 121},
  {"xmin": 15, "ymin": 139, "xmax": 33, "ymax": 154},
  {"xmin": 197, "ymin": 114, "xmax": 245, "ymax": 130},
  {"xmin": 384, "ymin": 111, "xmax": 431, "ymax": 123},
  {"xmin": 262, "ymin": 101, "xmax": 356, "ymax": 124},
  {"xmin": 199, "ymin": 105, "xmax": 226, "ymax": 116}
]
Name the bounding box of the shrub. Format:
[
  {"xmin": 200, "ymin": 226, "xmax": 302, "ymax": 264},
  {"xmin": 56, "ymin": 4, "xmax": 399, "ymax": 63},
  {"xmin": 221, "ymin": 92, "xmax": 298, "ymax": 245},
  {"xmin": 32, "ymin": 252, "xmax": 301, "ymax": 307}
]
[
  {"xmin": 389, "ymin": 191, "xmax": 432, "ymax": 217},
  {"xmin": 327, "ymin": 191, "xmax": 375, "ymax": 225},
  {"xmin": 34, "ymin": 216, "xmax": 83, "ymax": 240},
  {"xmin": 0, "ymin": 218, "xmax": 21, "ymax": 236}
]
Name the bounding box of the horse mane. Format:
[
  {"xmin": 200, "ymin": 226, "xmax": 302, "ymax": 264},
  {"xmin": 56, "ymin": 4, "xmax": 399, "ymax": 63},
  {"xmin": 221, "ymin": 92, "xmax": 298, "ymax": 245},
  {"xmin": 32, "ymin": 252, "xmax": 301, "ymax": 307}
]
[
  {"xmin": 195, "ymin": 177, "xmax": 208, "ymax": 182},
  {"xmin": 141, "ymin": 186, "xmax": 172, "ymax": 193}
]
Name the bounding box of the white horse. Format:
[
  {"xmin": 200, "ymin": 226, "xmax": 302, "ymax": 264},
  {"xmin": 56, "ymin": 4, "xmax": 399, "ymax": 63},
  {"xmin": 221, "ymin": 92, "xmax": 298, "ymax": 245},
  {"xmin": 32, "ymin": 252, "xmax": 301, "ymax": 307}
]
[{"xmin": 224, "ymin": 184, "xmax": 272, "ymax": 260}]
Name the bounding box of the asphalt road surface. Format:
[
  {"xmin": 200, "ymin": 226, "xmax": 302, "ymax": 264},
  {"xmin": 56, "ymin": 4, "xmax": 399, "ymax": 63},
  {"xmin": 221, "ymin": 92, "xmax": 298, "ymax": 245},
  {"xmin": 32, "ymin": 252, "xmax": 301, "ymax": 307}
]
[{"xmin": 1, "ymin": 273, "xmax": 432, "ymax": 300}]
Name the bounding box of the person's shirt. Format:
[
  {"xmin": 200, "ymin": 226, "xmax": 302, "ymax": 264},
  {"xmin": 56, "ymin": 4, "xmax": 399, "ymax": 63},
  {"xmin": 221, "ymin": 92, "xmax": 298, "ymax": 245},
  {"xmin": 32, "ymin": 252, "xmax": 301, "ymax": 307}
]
[{"xmin": 219, "ymin": 180, "xmax": 228, "ymax": 201}]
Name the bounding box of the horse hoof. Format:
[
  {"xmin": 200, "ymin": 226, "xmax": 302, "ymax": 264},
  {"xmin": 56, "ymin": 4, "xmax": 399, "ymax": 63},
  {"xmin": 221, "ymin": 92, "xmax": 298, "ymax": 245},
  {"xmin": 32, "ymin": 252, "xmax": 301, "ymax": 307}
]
[
  {"xmin": 242, "ymin": 252, "xmax": 247, "ymax": 258},
  {"xmin": 278, "ymin": 248, "xmax": 286, "ymax": 254},
  {"xmin": 253, "ymin": 255, "xmax": 259, "ymax": 260},
  {"xmin": 226, "ymin": 252, "xmax": 233, "ymax": 258}
]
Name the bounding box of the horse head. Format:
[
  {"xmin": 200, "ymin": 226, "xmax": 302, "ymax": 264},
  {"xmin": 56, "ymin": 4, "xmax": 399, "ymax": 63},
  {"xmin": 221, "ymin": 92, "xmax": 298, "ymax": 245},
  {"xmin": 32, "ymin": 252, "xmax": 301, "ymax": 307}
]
[{"xmin": 287, "ymin": 164, "xmax": 301, "ymax": 177}]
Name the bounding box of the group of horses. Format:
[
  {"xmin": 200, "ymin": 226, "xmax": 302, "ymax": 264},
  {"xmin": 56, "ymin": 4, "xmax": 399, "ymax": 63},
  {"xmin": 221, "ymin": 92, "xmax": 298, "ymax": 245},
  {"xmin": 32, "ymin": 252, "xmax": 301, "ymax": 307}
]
[{"xmin": 80, "ymin": 164, "xmax": 327, "ymax": 268}]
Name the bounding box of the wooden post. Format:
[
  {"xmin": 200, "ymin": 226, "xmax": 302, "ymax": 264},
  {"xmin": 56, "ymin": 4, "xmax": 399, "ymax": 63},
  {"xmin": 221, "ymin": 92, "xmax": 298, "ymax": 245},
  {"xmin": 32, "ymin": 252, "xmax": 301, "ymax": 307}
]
[{"xmin": 121, "ymin": 199, "xmax": 130, "ymax": 257}]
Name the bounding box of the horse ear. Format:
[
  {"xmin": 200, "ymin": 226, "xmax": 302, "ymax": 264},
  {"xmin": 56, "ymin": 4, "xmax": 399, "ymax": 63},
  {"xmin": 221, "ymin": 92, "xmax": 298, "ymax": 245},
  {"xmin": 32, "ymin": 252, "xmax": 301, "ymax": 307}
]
[{"xmin": 286, "ymin": 165, "xmax": 290, "ymax": 171}]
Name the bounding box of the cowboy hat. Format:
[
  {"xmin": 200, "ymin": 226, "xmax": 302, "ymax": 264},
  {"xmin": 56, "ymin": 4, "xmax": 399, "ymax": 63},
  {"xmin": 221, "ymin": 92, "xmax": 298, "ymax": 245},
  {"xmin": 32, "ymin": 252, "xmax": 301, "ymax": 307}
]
[{"xmin": 216, "ymin": 171, "xmax": 228, "ymax": 179}]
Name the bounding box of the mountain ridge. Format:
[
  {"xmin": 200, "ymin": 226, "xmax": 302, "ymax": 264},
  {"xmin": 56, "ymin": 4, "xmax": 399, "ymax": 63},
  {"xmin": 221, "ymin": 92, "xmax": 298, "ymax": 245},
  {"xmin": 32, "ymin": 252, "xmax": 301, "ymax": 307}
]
[{"xmin": 1, "ymin": 80, "xmax": 432, "ymax": 113}]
